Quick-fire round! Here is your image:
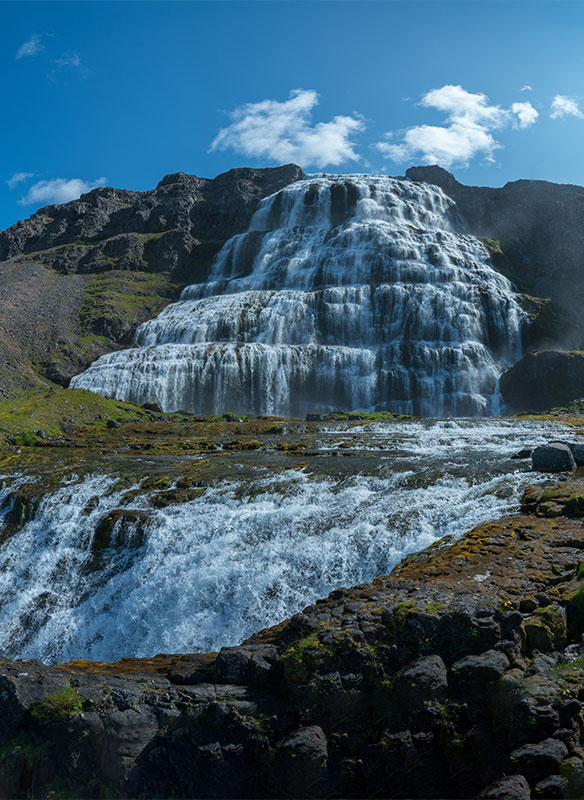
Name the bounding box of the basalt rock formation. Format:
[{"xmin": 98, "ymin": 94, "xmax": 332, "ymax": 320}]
[
  {"xmin": 500, "ymin": 351, "xmax": 584, "ymax": 413},
  {"xmin": 0, "ymin": 165, "xmax": 304, "ymax": 397},
  {"xmin": 4, "ymin": 478, "xmax": 584, "ymax": 798}
]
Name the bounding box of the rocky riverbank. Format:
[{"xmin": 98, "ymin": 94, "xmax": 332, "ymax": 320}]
[{"xmin": 3, "ymin": 467, "xmax": 584, "ymax": 798}]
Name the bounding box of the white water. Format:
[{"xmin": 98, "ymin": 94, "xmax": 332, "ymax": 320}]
[
  {"xmin": 0, "ymin": 419, "xmax": 566, "ymax": 664},
  {"xmin": 72, "ymin": 175, "xmax": 524, "ymax": 416}
]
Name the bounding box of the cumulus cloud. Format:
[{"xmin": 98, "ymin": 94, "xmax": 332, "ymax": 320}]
[
  {"xmin": 511, "ymin": 101, "xmax": 539, "ymax": 128},
  {"xmin": 19, "ymin": 177, "xmax": 107, "ymax": 206},
  {"xmin": 376, "ymin": 85, "xmax": 510, "ymax": 168},
  {"xmin": 16, "ymin": 33, "xmax": 45, "ymax": 60},
  {"xmin": 550, "ymin": 94, "xmax": 584, "ymax": 120},
  {"xmin": 6, "ymin": 172, "xmax": 34, "ymax": 189},
  {"xmin": 210, "ymin": 89, "xmax": 365, "ymax": 168},
  {"xmin": 377, "ymin": 85, "xmax": 540, "ymax": 168}
]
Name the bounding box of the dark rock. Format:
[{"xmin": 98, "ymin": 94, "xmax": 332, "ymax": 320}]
[
  {"xmin": 512, "ymin": 448, "xmax": 533, "ymax": 460},
  {"xmin": 534, "ymin": 774, "xmax": 568, "ymax": 798},
  {"xmin": 478, "ymin": 773, "xmax": 531, "ymax": 799},
  {"xmin": 213, "ymin": 645, "xmax": 277, "ymax": 685},
  {"xmin": 451, "ymin": 649, "xmax": 510, "ymax": 691},
  {"xmin": 306, "ymin": 412, "xmax": 322, "ymax": 422},
  {"xmin": 276, "ymin": 726, "xmax": 328, "ymax": 798},
  {"xmin": 510, "ymin": 738, "xmax": 569, "ymax": 782},
  {"xmin": 141, "ymin": 401, "xmax": 163, "ymax": 413},
  {"xmin": 501, "ymin": 351, "xmax": 584, "ymax": 413},
  {"xmin": 396, "ymin": 654, "xmax": 448, "ymax": 707},
  {"xmin": 532, "ymin": 444, "xmax": 576, "ymax": 473},
  {"xmin": 106, "ymin": 419, "xmax": 120, "ymax": 429}
]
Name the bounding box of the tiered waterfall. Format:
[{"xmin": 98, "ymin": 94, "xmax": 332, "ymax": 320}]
[{"xmin": 71, "ymin": 175, "xmax": 524, "ymax": 416}]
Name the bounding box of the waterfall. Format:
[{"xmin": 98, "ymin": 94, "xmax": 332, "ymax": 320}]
[
  {"xmin": 71, "ymin": 175, "xmax": 524, "ymax": 416},
  {"xmin": 0, "ymin": 419, "xmax": 562, "ymax": 663}
]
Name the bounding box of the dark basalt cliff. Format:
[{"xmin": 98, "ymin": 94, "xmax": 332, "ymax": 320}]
[
  {"xmin": 4, "ymin": 478, "xmax": 584, "ymax": 799},
  {"xmin": 0, "ymin": 164, "xmax": 304, "ymax": 397}
]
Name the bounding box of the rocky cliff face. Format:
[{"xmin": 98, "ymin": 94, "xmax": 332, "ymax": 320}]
[
  {"xmin": 0, "ymin": 165, "xmax": 304, "ymax": 396},
  {"xmin": 406, "ymin": 166, "xmax": 584, "ymax": 351},
  {"xmin": 3, "ymin": 478, "xmax": 584, "ymax": 799}
]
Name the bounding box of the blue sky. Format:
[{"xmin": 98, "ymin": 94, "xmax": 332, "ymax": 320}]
[{"xmin": 2, "ymin": 0, "xmax": 584, "ymax": 229}]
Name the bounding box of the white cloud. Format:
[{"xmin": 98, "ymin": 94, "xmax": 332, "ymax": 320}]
[
  {"xmin": 550, "ymin": 94, "xmax": 584, "ymax": 120},
  {"xmin": 210, "ymin": 89, "xmax": 365, "ymax": 168},
  {"xmin": 376, "ymin": 85, "xmax": 510, "ymax": 168},
  {"xmin": 520, "ymin": 85, "xmax": 533, "ymax": 92},
  {"xmin": 16, "ymin": 33, "xmax": 45, "ymax": 60},
  {"xmin": 19, "ymin": 177, "xmax": 107, "ymax": 206},
  {"xmin": 47, "ymin": 51, "xmax": 82, "ymax": 82},
  {"xmin": 6, "ymin": 172, "xmax": 34, "ymax": 189},
  {"xmin": 511, "ymin": 101, "xmax": 538, "ymax": 128},
  {"xmin": 54, "ymin": 52, "xmax": 81, "ymax": 69}
]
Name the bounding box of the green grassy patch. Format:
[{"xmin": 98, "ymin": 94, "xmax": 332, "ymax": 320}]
[
  {"xmin": 30, "ymin": 686, "xmax": 83, "ymax": 725},
  {"xmin": 79, "ymin": 271, "xmax": 179, "ymax": 336},
  {"xmin": 0, "ymin": 387, "xmax": 167, "ymax": 445}
]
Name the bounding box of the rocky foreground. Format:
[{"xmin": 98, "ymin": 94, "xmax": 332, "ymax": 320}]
[{"xmin": 4, "ymin": 470, "xmax": 584, "ymax": 798}]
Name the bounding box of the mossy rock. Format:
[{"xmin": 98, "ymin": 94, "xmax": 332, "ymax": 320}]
[{"xmin": 30, "ymin": 687, "xmax": 83, "ymax": 725}]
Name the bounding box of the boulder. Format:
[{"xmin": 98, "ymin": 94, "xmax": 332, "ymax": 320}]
[
  {"xmin": 478, "ymin": 774, "xmax": 531, "ymax": 799},
  {"xmin": 532, "ymin": 443, "xmax": 576, "ymax": 472},
  {"xmin": 510, "ymin": 738, "xmax": 568, "ymax": 782}
]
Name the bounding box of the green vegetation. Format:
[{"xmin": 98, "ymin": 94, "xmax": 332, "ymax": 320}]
[
  {"xmin": 79, "ymin": 271, "xmax": 179, "ymax": 335},
  {"xmin": 30, "ymin": 687, "xmax": 83, "ymax": 725},
  {"xmin": 480, "ymin": 237, "xmax": 503, "ymax": 256},
  {"xmin": 282, "ymin": 631, "xmax": 334, "ymax": 683},
  {"xmin": 0, "ymin": 387, "xmax": 167, "ymax": 445},
  {"xmin": 320, "ymin": 410, "xmax": 412, "ymax": 421}
]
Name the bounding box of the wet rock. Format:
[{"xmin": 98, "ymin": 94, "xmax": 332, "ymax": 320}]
[
  {"xmin": 478, "ymin": 773, "xmax": 531, "ymax": 799},
  {"xmin": 532, "ymin": 444, "xmax": 576, "ymax": 473},
  {"xmin": 510, "ymin": 738, "xmax": 568, "ymax": 783},
  {"xmin": 512, "ymin": 448, "xmax": 533, "ymax": 460},
  {"xmin": 306, "ymin": 412, "xmax": 322, "ymax": 422}
]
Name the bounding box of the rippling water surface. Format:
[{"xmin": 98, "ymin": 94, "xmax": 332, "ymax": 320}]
[{"xmin": 0, "ymin": 418, "xmax": 575, "ymax": 663}]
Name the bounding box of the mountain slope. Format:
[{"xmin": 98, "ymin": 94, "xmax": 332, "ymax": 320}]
[{"xmin": 0, "ymin": 165, "xmax": 304, "ymax": 396}]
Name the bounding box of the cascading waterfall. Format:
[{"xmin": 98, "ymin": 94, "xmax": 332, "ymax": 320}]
[
  {"xmin": 71, "ymin": 175, "xmax": 525, "ymax": 416},
  {"xmin": 0, "ymin": 419, "xmax": 563, "ymax": 664}
]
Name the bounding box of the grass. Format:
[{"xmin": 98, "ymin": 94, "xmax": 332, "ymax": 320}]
[
  {"xmin": 30, "ymin": 687, "xmax": 83, "ymax": 725},
  {"xmin": 0, "ymin": 387, "xmax": 167, "ymax": 445}
]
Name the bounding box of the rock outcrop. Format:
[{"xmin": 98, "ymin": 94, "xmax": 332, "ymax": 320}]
[
  {"xmin": 0, "ymin": 165, "xmax": 304, "ymax": 397},
  {"xmin": 500, "ymin": 350, "xmax": 584, "ymax": 412},
  {"xmin": 4, "ymin": 479, "xmax": 584, "ymax": 798}
]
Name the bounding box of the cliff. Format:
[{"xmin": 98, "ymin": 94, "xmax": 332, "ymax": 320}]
[
  {"xmin": 3, "ymin": 473, "xmax": 584, "ymax": 798},
  {"xmin": 0, "ymin": 165, "xmax": 304, "ymax": 397}
]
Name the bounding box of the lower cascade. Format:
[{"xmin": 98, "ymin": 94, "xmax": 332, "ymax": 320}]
[
  {"xmin": 0, "ymin": 419, "xmax": 560, "ymax": 664},
  {"xmin": 72, "ymin": 175, "xmax": 525, "ymax": 416}
]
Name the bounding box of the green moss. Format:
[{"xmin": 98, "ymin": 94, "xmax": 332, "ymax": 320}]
[
  {"xmin": 78, "ymin": 271, "xmax": 179, "ymax": 337},
  {"xmin": 30, "ymin": 686, "xmax": 83, "ymax": 725},
  {"xmin": 282, "ymin": 631, "xmax": 334, "ymax": 684},
  {"xmin": 481, "ymin": 237, "xmax": 504, "ymax": 256}
]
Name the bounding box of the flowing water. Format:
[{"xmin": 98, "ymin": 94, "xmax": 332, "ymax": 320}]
[
  {"xmin": 0, "ymin": 418, "xmax": 570, "ymax": 664},
  {"xmin": 71, "ymin": 175, "xmax": 524, "ymax": 416}
]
